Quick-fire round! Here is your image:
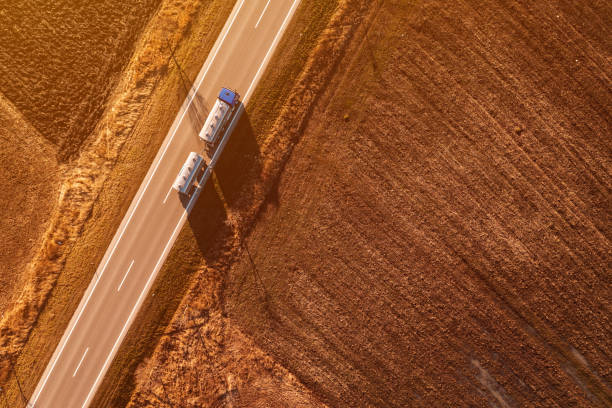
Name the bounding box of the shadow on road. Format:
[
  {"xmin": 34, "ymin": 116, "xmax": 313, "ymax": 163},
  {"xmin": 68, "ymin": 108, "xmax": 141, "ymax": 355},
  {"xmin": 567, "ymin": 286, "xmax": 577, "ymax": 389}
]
[
  {"xmin": 186, "ymin": 91, "xmax": 209, "ymax": 136},
  {"xmin": 169, "ymin": 41, "xmax": 210, "ymax": 137}
]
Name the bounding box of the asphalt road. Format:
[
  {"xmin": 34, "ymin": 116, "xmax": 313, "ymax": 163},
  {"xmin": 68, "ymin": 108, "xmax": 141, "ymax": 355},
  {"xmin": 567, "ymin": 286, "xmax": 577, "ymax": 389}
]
[{"xmin": 29, "ymin": 1, "xmax": 300, "ymax": 406}]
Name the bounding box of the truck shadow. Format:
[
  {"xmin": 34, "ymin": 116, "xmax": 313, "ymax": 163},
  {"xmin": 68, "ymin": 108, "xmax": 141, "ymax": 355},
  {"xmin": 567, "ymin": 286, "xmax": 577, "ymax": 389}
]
[
  {"xmin": 185, "ymin": 176, "xmax": 228, "ymax": 260},
  {"xmin": 187, "ymin": 109, "xmax": 262, "ymax": 261},
  {"xmin": 214, "ymin": 107, "xmax": 263, "ymax": 207},
  {"xmin": 100, "ymin": 111, "xmax": 265, "ymax": 408}
]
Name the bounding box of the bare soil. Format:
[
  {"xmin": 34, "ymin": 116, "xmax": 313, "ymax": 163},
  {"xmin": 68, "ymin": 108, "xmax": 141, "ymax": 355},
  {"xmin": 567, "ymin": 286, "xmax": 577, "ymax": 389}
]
[
  {"xmin": 126, "ymin": 255, "xmax": 327, "ymax": 408},
  {"xmin": 224, "ymin": 0, "xmax": 611, "ymax": 407}
]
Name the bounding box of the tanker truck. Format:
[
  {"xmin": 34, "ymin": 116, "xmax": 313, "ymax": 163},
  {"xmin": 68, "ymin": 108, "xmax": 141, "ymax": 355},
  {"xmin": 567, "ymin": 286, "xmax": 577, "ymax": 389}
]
[{"xmin": 199, "ymin": 87, "xmax": 240, "ymax": 153}]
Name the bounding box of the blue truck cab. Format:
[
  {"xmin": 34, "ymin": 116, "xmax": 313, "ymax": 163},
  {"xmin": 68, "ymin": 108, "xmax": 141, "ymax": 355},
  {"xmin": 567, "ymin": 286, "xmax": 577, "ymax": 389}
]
[{"xmin": 218, "ymin": 87, "xmax": 240, "ymax": 107}]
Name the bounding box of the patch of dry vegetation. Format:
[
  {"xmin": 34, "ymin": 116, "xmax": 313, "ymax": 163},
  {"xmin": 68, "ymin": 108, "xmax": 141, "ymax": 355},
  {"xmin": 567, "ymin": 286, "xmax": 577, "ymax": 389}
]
[
  {"xmin": 127, "ymin": 260, "xmax": 326, "ymax": 408},
  {"xmin": 0, "ymin": 94, "xmax": 59, "ymax": 315},
  {"xmin": 0, "ymin": 0, "xmax": 235, "ymax": 404},
  {"xmin": 0, "ymin": 0, "xmax": 162, "ymax": 159}
]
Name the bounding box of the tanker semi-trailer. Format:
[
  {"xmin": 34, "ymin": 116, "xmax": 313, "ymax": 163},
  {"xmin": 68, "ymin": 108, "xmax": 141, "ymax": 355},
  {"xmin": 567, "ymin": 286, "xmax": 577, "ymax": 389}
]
[
  {"xmin": 172, "ymin": 152, "xmax": 206, "ymax": 196},
  {"xmin": 199, "ymin": 87, "xmax": 240, "ymax": 152}
]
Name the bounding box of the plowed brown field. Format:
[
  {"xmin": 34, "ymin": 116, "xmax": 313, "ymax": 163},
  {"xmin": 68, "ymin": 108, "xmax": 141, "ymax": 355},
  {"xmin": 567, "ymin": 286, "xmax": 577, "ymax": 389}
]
[
  {"xmin": 117, "ymin": 0, "xmax": 610, "ymax": 407},
  {"xmin": 224, "ymin": 0, "xmax": 611, "ymax": 407}
]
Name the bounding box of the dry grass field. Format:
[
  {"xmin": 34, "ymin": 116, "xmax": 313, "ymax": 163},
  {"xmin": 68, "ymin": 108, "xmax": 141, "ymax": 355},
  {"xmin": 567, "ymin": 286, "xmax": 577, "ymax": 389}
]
[
  {"xmin": 0, "ymin": 0, "xmax": 234, "ymax": 404},
  {"xmin": 124, "ymin": 0, "xmax": 611, "ymax": 407},
  {"xmin": 0, "ymin": 0, "xmax": 162, "ymax": 159},
  {"xmin": 0, "ymin": 95, "xmax": 59, "ymax": 314}
]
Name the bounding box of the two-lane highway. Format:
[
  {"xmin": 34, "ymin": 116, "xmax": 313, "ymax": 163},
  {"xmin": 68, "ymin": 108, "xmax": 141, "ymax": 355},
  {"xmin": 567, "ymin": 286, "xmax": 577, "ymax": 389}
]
[{"xmin": 29, "ymin": 1, "xmax": 300, "ymax": 406}]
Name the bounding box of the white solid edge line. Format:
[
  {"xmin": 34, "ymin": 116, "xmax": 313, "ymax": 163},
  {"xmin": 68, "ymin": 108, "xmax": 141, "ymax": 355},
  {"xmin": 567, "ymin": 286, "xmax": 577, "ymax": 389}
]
[
  {"xmin": 245, "ymin": 0, "xmax": 300, "ymax": 103},
  {"xmin": 29, "ymin": 250, "xmax": 108, "ymax": 405},
  {"xmin": 117, "ymin": 260, "xmax": 135, "ymax": 292},
  {"xmin": 81, "ymin": 210, "xmax": 188, "ymax": 408},
  {"xmin": 255, "ymin": 0, "xmax": 271, "ymax": 28},
  {"xmin": 28, "ymin": 0, "xmax": 246, "ymax": 405},
  {"xmin": 97, "ymin": 0, "xmax": 246, "ymax": 278},
  {"xmin": 162, "ymin": 185, "xmax": 174, "ymax": 204},
  {"xmin": 72, "ymin": 348, "xmax": 89, "ymax": 378},
  {"xmin": 82, "ymin": 134, "xmax": 211, "ymax": 406},
  {"xmin": 82, "ymin": 2, "xmax": 300, "ymax": 405}
]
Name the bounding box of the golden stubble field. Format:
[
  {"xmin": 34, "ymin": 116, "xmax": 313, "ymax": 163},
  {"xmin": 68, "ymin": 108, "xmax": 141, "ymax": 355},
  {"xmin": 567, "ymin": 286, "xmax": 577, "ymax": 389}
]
[
  {"xmin": 0, "ymin": 94, "xmax": 58, "ymax": 314},
  {"xmin": 0, "ymin": 0, "xmax": 162, "ymax": 158}
]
